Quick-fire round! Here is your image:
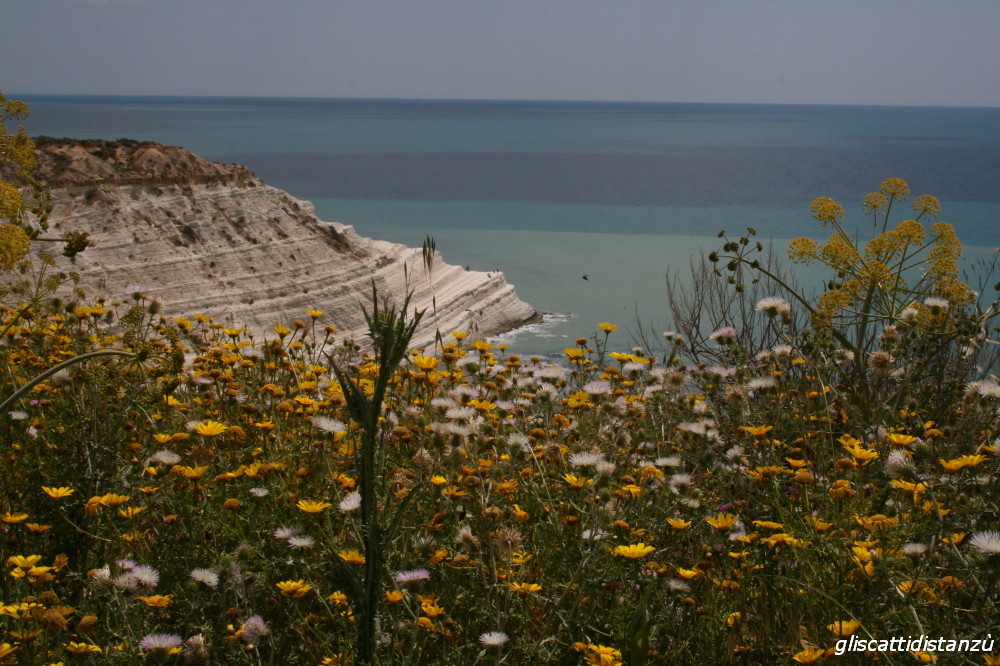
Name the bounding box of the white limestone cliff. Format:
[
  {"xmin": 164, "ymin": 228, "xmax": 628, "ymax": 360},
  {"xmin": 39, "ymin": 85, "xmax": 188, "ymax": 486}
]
[{"xmin": 34, "ymin": 139, "xmax": 538, "ymax": 347}]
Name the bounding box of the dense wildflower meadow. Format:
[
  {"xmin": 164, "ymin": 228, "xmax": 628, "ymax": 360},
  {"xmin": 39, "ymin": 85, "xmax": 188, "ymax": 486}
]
[{"xmin": 3, "ymin": 94, "xmax": 1000, "ymax": 664}]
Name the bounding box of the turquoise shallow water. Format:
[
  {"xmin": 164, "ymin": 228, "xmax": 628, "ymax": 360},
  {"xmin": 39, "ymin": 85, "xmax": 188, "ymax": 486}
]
[
  {"xmin": 311, "ymin": 198, "xmax": 998, "ymax": 357},
  {"xmin": 17, "ymin": 95, "xmax": 1000, "ymax": 356}
]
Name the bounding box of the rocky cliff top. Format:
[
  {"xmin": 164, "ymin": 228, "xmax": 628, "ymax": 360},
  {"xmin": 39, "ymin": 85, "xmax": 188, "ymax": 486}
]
[{"xmin": 31, "ymin": 137, "xmax": 254, "ymax": 188}]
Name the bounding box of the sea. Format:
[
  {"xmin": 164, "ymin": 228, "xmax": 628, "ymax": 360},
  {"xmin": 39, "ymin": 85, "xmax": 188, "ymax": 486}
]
[{"xmin": 15, "ymin": 95, "xmax": 1000, "ymax": 357}]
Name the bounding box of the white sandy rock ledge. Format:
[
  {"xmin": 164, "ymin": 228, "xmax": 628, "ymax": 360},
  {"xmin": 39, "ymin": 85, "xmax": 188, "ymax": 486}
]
[{"xmin": 34, "ymin": 138, "xmax": 539, "ymax": 349}]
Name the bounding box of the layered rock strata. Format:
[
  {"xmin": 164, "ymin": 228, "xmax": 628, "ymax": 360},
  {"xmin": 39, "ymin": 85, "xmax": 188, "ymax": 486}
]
[{"xmin": 32, "ymin": 138, "xmax": 537, "ymax": 347}]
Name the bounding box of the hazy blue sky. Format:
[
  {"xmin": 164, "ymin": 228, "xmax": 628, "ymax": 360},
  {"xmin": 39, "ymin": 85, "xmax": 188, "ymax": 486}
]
[{"xmin": 4, "ymin": 0, "xmax": 999, "ymax": 106}]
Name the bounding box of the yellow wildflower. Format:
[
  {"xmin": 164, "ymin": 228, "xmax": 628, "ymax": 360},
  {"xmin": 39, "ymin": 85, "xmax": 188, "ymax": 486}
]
[
  {"xmin": 420, "ymin": 603, "xmax": 446, "ymax": 618},
  {"xmin": 885, "ymin": 433, "xmax": 919, "ymax": 447},
  {"xmin": 939, "ymin": 454, "xmax": 987, "ymax": 473},
  {"xmin": 507, "ymin": 581, "xmax": 542, "ymax": 595},
  {"xmin": 613, "ymin": 543, "xmax": 655, "ymax": 559},
  {"xmin": 174, "ymin": 466, "xmax": 209, "ymax": 480},
  {"xmin": 6, "ymin": 554, "xmax": 42, "ymax": 569},
  {"xmin": 803, "ymin": 516, "xmax": 833, "ymax": 532},
  {"xmin": 842, "ymin": 441, "xmax": 878, "ymax": 464},
  {"xmin": 738, "ymin": 425, "xmax": 773, "ymax": 437},
  {"xmin": 879, "ymin": 177, "xmax": 910, "ymax": 199},
  {"xmin": 193, "ymin": 420, "xmax": 228, "ymax": 436},
  {"xmin": 616, "ymin": 484, "xmax": 643, "ymax": 499},
  {"xmin": 792, "ymin": 646, "xmax": 826, "ymax": 664},
  {"xmin": 827, "ymin": 619, "xmax": 860, "ymax": 638},
  {"xmin": 137, "ymin": 595, "xmax": 173, "ymax": 608},
  {"xmin": 584, "ymin": 644, "xmax": 622, "ymax": 666},
  {"xmin": 912, "ymin": 194, "xmax": 940, "ymax": 216},
  {"xmin": 809, "ymin": 196, "xmax": 845, "ymax": 223},
  {"xmin": 296, "ymin": 499, "xmax": 332, "ymax": 513},
  {"xmin": 706, "ymin": 513, "xmax": 739, "ymax": 530},
  {"xmin": 889, "ymin": 479, "xmax": 926, "ymax": 495},
  {"xmin": 411, "ymin": 355, "xmax": 440, "ymax": 371},
  {"xmin": 666, "ymin": 518, "xmax": 691, "ymax": 530},
  {"xmin": 275, "ymin": 580, "xmax": 312, "ymax": 598},
  {"xmin": 338, "ymin": 550, "xmax": 366, "ymax": 565},
  {"xmin": 562, "ymin": 474, "xmax": 590, "ymax": 489},
  {"xmin": 854, "ymin": 513, "xmax": 899, "ymax": 531},
  {"xmin": 827, "ymin": 479, "xmax": 855, "ymax": 499},
  {"xmin": 0, "ymin": 224, "xmax": 30, "ymax": 270},
  {"xmin": 788, "ymin": 237, "xmax": 820, "ymax": 264}
]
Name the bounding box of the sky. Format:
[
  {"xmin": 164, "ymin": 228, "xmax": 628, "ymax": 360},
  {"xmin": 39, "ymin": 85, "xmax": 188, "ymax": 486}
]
[{"xmin": 3, "ymin": 0, "xmax": 1000, "ymax": 107}]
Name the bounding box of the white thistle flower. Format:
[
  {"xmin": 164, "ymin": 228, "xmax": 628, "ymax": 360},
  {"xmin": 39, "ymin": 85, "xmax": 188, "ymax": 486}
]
[
  {"xmin": 594, "ymin": 461, "xmax": 617, "ymax": 477},
  {"xmin": 968, "ymin": 531, "xmax": 1000, "ymax": 555},
  {"xmin": 132, "ymin": 565, "xmax": 160, "ymax": 588},
  {"xmin": 708, "ymin": 326, "xmax": 738, "ymax": 345},
  {"xmin": 923, "ymin": 296, "xmax": 949, "ymax": 312},
  {"xmin": 190, "ymin": 568, "xmax": 220, "ymax": 588},
  {"xmin": 755, "ymin": 296, "xmax": 791, "ymax": 317},
  {"xmin": 311, "ymin": 416, "xmax": 346, "ymax": 434},
  {"xmin": 445, "ymin": 406, "xmax": 476, "ymax": 421},
  {"xmin": 568, "ymin": 452, "xmax": 605, "ymax": 468},
  {"xmin": 273, "ymin": 525, "xmax": 302, "ymax": 540},
  {"xmin": 149, "ymin": 449, "xmax": 181, "ymax": 466},
  {"xmin": 240, "ymin": 615, "xmax": 269, "ymax": 644},
  {"xmin": 139, "ymin": 633, "xmax": 184, "ymax": 652},
  {"xmin": 288, "ymin": 535, "xmax": 316, "ymax": 549},
  {"xmin": 582, "ymin": 380, "xmax": 611, "ymax": 395},
  {"xmin": 394, "ymin": 568, "xmax": 431, "ymax": 584},
  {"xmin": 338, "ymin": 491, "xmax": 362, "ymax": 512},
  {"xmin": 884, "ymin": 449, "xmax": 915, "ymax": 479},
  {"xmin": 479, "ymin": 631, "xmax": 510, "ymax": 646}
]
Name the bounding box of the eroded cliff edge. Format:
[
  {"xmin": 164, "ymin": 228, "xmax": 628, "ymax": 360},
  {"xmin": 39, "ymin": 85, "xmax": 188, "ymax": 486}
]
[{"xmin": 33, "ymin": 138, "xmax": 538, "ymax": 347}]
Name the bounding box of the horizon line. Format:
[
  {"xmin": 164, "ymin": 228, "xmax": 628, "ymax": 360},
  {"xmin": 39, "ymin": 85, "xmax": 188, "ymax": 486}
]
[{"xmin": 10, "ymin": 92, "xmax": 1000, "ymax": 111}]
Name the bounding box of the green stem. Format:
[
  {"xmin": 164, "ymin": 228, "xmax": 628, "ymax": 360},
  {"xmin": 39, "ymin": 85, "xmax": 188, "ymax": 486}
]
[
  {"xmin": 725, "ymin": 254, "xmax": 857, "ymax": 354},
  {"xmin": 852, "ymin": 281, "xmax": 879, "ymax": 422},
  {"xmin": 0, "ymin": 349, "xmax": 136, "ymax": 416}
]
